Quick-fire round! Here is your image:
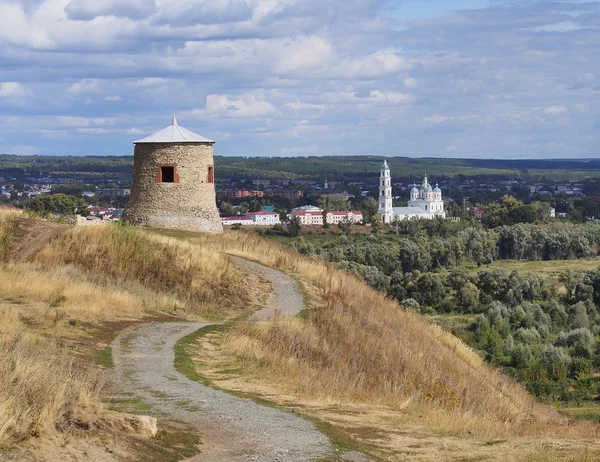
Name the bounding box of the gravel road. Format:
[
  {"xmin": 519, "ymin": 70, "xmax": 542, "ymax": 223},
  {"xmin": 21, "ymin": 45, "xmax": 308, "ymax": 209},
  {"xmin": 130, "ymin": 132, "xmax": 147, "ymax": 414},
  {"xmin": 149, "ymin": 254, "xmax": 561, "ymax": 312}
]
[{"xmin": 111, "ymin": 257, "xmax": 365, "ymax": 461}]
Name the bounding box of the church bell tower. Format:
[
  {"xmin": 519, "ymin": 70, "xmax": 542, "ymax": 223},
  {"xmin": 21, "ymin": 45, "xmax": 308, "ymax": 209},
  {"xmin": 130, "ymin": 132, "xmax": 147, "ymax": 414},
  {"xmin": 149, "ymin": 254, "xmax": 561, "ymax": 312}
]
[{"xmin": 378, "ymin": 158, "xmax": 394, "ymax": 224}]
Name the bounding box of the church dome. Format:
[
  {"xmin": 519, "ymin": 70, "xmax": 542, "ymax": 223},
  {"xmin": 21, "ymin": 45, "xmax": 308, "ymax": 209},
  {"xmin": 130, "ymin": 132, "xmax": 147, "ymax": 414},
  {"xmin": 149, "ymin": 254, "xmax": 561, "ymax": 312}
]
[
  {"xmin": 425, "ymin": 184, "xmax": 433, "ymax": 193},
  {"xmin": 433, "ymin": 183, "xmax": 441, "ymax": 193},
  {"xmin": 411, "ymin": 185, "xmax": 419, "ymax": 193},
  {"xmin": 381, "ymin": 158, "xmax": 390, "ymax": 171}
]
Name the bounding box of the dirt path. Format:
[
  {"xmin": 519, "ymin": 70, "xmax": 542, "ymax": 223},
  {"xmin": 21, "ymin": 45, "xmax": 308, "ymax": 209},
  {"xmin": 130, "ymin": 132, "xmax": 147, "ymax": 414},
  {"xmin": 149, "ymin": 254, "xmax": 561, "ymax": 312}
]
[
  {"xmin": 230, "ymin": 256, "xmax": 305, "ymax": 321},
  {"xmin": 5, "ymin": 218, "xmax": 65, "ymax": 261},
  {"xmin": 111, "ymin": 258, "xmax": 360, "ymax": 461}
]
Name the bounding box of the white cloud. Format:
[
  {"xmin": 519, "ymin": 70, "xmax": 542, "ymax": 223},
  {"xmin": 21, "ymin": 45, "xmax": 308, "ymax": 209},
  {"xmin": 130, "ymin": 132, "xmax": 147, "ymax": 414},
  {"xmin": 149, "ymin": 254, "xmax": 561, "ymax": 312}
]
[
  {"xmin": 133, "ymin": 78, "xmax": 168, "ymax": 87},
  {"xmin": 0, "ymin": 0, "xmax": 597, "ymax": 158},
  {"xmin": 153, "ymin": 0, "xmax": 252, "ymax": 26},
  {"xmin": 273, "ymin": 36, "xmax": 334, "ymax": 75},
  {"xmin": 544, "ymin": 105, "xmax": 567, "ymax": 116},
  {"xmin": 0, "ymin": 82, "xmax": 32, "ymax": 98},
  {"xmin": 335, "ymin": 51, "xmax": 410, "ymax": 79},
  {"xmin": 283, "ymin": 101, "xmax": 325, "ymax": 111},
  {"xmin": 422, "ymin": 115, "xmax": 449, "ymax": 124},
  {"xmin": 422, "ymin": 114, "xmax": 480, "ymax": 124},
  {"xmin": 68, "ymin": 79, "xmax": 100, "ymax": 95},
  {"xmin": 65, "ymin": 0, "xmax": 157, "ymax": 20},
  {"xmin": 530, "ymin": 21, "xmax": 582, "ymax": 33},
  {"xmin": 198, "ymin": 93, "xmax": 277, "ymax": 118},
  {"xmin": 0, "ymin": 2, "xmax": 53, "ymax": 49},
  {"xmin": 443, "ymin": 144, "xmax": 457, "ymax": 153},
  {"xmin": 321, "ymin": 90, "xmax": 414, "ymax": 105},
  {"xmin": 403, "ymin": 77, "xmax": 418, "ymax": 88}
]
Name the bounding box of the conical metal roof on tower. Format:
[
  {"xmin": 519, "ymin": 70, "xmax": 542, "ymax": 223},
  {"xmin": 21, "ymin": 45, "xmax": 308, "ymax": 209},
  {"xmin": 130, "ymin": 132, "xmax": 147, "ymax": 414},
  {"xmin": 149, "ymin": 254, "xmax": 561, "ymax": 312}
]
[{"xmin": 134, "ymin": 116, "xmax": 214, "ymax": 144}]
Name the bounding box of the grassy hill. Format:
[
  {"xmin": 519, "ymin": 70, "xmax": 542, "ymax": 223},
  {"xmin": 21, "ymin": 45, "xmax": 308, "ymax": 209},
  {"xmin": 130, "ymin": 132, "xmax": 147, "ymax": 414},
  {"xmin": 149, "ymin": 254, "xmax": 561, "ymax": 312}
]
[
  {"xmin": 163, "ymin": 230, "xmax": 600, "ymax": 460},
  {"xmin": 1, "ymin": 212, "xmax": 600, "ymax": 460},
  {"xmin": 0, "ymin": 212, "xmax": 252, "ymax": 459}
]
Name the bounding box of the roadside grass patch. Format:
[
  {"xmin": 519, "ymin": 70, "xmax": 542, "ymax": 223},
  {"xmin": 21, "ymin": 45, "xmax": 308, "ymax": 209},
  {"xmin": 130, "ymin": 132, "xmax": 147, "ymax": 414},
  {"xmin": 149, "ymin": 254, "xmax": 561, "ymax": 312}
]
[
  {"xmin": 173, "ymin": 314, "xmax": 376, "ymax": 460},
  {"xmin": 127, "ymin": 420, "xmax": 201, "ymax": 462},
  {"xmin": 95, "ymin": 346, "xmax": 114, "ymax": 369}
]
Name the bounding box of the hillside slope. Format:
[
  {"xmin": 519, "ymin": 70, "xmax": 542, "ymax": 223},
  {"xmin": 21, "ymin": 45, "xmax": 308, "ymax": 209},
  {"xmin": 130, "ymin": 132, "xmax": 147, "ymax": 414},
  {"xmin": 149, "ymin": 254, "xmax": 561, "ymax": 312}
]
[
  {"xmin": 0, "ymin": 215, "xmax": 255, "ymax": 460},
  {"xmin": 161, "ymin": 229, "xmax": 600, "ymax": 460},
  {"xmin": 2, "ymin": 212, "xmax": 599, "ymax": 461}
]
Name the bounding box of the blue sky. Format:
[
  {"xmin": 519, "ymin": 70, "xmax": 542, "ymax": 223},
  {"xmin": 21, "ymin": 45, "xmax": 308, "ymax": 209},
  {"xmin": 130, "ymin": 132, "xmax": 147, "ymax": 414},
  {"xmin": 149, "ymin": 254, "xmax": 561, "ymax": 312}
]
[{"xmin": 0, "ymin": 0, "xmax": 598, "ymax": 158}]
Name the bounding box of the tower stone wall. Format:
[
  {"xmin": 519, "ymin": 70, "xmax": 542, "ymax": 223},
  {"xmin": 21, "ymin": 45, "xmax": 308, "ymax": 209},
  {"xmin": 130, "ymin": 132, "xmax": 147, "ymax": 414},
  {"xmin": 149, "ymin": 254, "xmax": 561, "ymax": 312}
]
[{"xmin": 123, "ymin": 142, "xmax": 223, "ymax": 233}]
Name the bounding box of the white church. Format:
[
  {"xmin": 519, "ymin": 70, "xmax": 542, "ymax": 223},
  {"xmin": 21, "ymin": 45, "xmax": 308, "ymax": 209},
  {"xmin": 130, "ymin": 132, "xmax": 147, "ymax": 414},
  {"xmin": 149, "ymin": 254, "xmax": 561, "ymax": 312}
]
[{"xmin": 377, "ymin": 158, "xmax": 446, "ymax": 224}]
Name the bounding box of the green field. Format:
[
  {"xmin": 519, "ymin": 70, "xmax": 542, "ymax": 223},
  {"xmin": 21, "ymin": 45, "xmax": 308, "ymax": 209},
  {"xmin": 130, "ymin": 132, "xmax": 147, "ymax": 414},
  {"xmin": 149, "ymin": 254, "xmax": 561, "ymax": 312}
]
[
  {"xmin": 558, "ymin": 406, "xmax": 600, "ymax": 422},
  {"xmin": 488, "ymin": 259, "xmax": 600, "ymax": 274}
]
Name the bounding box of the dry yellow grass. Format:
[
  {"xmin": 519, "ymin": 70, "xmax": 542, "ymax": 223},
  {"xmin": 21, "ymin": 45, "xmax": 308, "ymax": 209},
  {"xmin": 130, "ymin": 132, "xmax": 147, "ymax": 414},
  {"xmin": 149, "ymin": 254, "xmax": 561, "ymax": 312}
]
[
  {"xmin": 0, "ymin": 304, "xmax": 101, "ymax": 446},
  {"xmin": 165, "ymin": 230, "xmax": 599, "ymax": 442},
  {"xmin": 0, "ymin": 221, "xmax": 254, "ymax": 449},
  {"xmin": 0, "ymin": 208, "xmax": 19, "ymax": 258},
  {"xmin": 35, "ymin": 225, "xmax": 251, "ymax": 315},
  {"xmin": 0, "ymin": 263, "xmax": 147, "ymax": 320}
]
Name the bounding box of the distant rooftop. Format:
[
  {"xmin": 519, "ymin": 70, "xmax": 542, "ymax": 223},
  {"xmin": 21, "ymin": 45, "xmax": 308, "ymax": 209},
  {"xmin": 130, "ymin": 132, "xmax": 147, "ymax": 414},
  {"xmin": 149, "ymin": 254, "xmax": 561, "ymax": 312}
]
[{"xmin": 134, "ymin": 115, "xmax": 214, "ymax": 144}]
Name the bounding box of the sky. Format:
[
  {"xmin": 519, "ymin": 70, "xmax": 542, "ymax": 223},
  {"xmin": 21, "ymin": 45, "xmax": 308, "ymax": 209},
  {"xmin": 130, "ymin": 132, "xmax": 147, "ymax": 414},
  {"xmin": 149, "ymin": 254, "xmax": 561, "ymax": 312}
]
[{"xmin": 0, "ymin": 0, "xmax": 598, "ymax": 158}]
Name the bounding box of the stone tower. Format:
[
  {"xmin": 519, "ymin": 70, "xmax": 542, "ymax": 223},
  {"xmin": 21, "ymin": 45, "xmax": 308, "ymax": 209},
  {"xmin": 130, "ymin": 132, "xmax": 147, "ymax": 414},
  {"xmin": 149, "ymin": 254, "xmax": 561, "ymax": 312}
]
[{"xmin": 123, "ymin": 116, "xmax": 223, "ymax": 233}]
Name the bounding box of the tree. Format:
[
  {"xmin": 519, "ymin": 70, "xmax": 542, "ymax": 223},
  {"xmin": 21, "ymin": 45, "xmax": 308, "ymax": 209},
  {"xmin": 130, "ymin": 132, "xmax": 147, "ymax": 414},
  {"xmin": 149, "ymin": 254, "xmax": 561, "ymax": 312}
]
[
  {"xmin": 25, "ymin": 194, "xmax": 88, "ymax": 216},
  {"xmin": 415, "ymin": 272, "xmax": 447, "ymax": 307},
  {"xmin": 249, "ymin": 199, "xmax": 262, "ymax": 212},
  {"xmin": 238, "ymin": 202, "xmax": 250, "ymax": 214},
  {"xmin": 51, "ymin": 181, "xmax": 87, "ymax": 196},
  {"xmin": 220, "ymin": 202, "xmax": 234, "ymax": 216},
  {"xmin": 458, "ymin": 282, "xmax": 480, "ymax": 311},
  {"xmin": 559, "ymin": 269, "xmax": 582, "ymax": 301},
  {"xmin": 318, "ymin": 194, "xmax": 349, "ymax": 211},
  {"xmin": 288, "ymin": 216, "xmax": 302, "ymax": 237},
  {"xmin": 322, "ymin": 210, "xmax": 329, "ymax": 228},
  {"xmin": 371, "ymin": 215, "xmax": 382, "ymax": 234},
  {"xmin": 539, "ymin": 346, "xmax": 569, "ymax": 381},
  {"xmin": 360, "ymin": 199, "xmax": 379, "ymax": 223},
  {"xmin": 338, "ymin": 217, "xmax": 353, "ymax": 235}
]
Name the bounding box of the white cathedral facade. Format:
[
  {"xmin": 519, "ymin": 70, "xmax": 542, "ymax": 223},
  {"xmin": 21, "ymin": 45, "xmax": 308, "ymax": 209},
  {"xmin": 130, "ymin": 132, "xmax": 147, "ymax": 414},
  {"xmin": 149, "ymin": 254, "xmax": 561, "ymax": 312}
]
[{"xmin": 378, "ymin": 159, "xmax": 446, "ymax": 224}]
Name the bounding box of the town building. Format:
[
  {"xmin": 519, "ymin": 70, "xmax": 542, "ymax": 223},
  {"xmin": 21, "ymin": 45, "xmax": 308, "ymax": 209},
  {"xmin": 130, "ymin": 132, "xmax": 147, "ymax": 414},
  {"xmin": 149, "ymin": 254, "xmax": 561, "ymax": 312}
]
[
  {"xmin": 97, "ymin": 188, "xmax": 131, "ymax": 198},
  {"xmin": 263, "ymin": 189, "xmax": 304, "ymax": 199},
  {"xmin": 221, "ymin": 211, "xmax": 280, "ymax": 226},
  {"xmin": 289, "ymin": 207, "xmax": 363, "ymax": 225},
  {"xmin": 471, "ymin": 207, "xmax": 485, "ymax": 219},
  {"xmin": 246, "ymin": 211, "xmax": 280, "ymax": 225},
  {"xmin": 377, "ymin": 158, "xmax": 446, "ymax": 223},
  {"xmin": 217, "ymin": 189, "xmax": 264, "ymax": 200},
  {"xmin": 123, "ymin": 116, "xmax": 222, "ymax": 233}
]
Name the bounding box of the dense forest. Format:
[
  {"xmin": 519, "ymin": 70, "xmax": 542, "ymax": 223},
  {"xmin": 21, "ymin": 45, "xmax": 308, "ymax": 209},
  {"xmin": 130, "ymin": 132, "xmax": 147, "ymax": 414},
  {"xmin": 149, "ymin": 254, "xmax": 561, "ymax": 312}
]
[{"xmin": 3, "ymin": 154, "xmax": 600, "ymax": 182}]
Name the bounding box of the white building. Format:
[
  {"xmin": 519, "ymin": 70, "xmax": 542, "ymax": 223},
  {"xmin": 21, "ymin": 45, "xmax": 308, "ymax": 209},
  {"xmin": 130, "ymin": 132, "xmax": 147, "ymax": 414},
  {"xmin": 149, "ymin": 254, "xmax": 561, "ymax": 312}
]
[
  {"xmin": 291, "ymin": 205, "xmax": 322, "ymax": 213},
  {"xmin": 291, "ymin": 210, "xmax": 324, "ymax": 225},
  {"xmin": 377, "ymin": 159, "xmax": 446, "ymax": 223},
  {"xmin": 222, "ymin": 211, "xmax": 280, "ymax": 226},
  {"xmin": 327, "ymin": 210, "xmax": 363, "ymax": 225},
  {"xmin": 246, "ymin": 211, "xmax": 280, "ymax": 225},
  {"xmin": 222, "ymin": 216, "xmax": 254, "ymax": 226},
  {"xmin": 289, "ymin": 207, "xmax": 363, "ymax": 225}
]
